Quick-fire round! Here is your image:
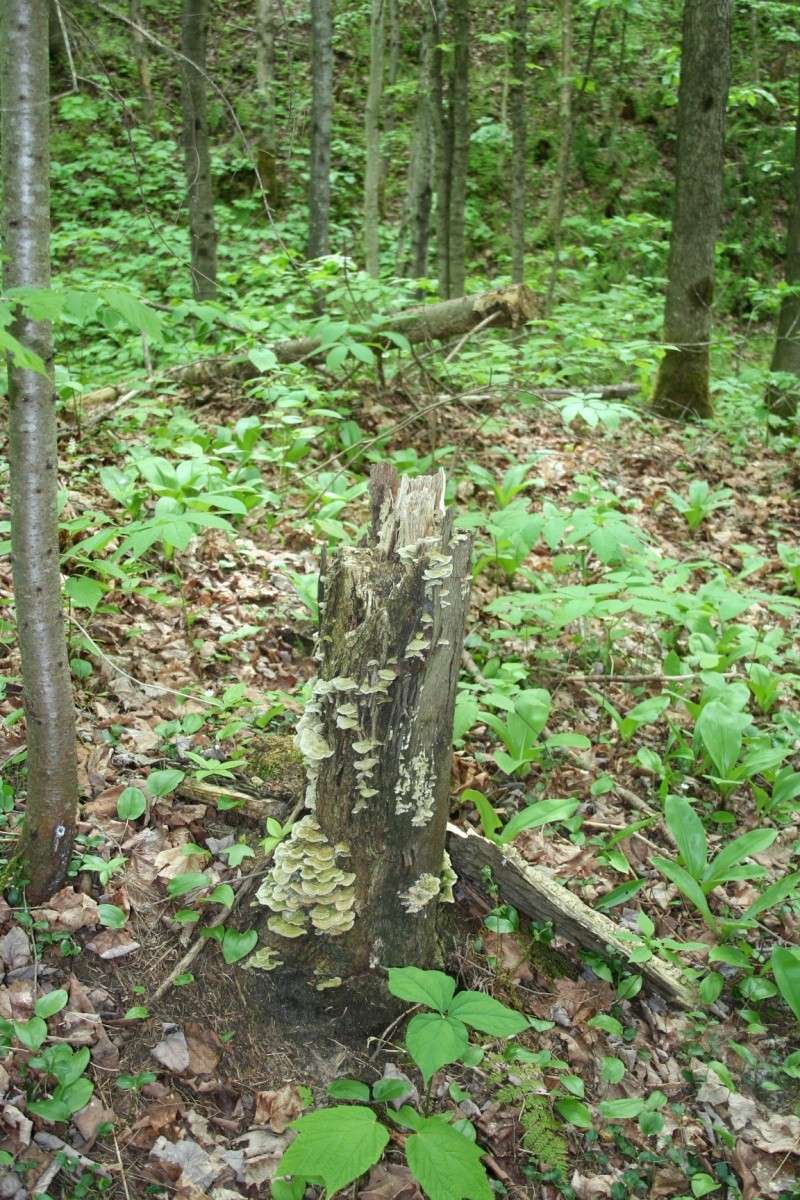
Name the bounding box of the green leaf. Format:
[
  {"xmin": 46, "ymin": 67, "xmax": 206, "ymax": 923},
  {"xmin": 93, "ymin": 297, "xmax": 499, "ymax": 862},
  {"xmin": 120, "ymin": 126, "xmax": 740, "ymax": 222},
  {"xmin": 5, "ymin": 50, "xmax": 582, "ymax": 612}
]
[
  {"xmin": 247, "ymin": 346, "xmax": 278, "ymax": 372},
  {"xmin": 587, "ymin": 1014, "xmax": 623, "ymax": 1037},
  {"xmin": 102, "ymin": 288, "xmax": 163, "ymax": 343},
  {"xmin": 277, "ymin": 1106, "xmax": 389, "ymax": 1198},
  {"xmin": 598, "ymin": 1098, "xmax": 645, "ymax": 1120},
  {"xmin": 695, "ymin": 702, "xmax": 748, "ymax": 778},
  {"xmin": 594, "ymin": 879, "xmax": 645, "ymax": 911},
  {"xmin": 27, "ymin": 1097, "xmax": 71, "ymax": 1123},
  {"xmin": 146, "ymin": 768, "xmax": 185, "ymax": 797},
  {"xmin": 743, "ymin": 872, "xmax": 800, "ymax": 921},
  {"xmin": 166, "ymin": 872, "xmax": 210, "ymax": 898},
  {"xmin": 705, "ymin": 829, "xmax": 777, "ymax": 889},
  {"xmin": 691, "ymin": 1173, "xmax": 720, "ymax": 1198},
  {"xmin": 97, "ymin": 903, "xmax": 128, "ymax": 931},
  {"xmin": 204, "ymin": 884, "xmax": 235, "ymax": 908},
  {"xmin": 124, "ymin": 1006, "xmax": 149, "ymax": 1020},
  {"xmin": 372, "ymin": 1078, "xmax": 411, "ymax": 1103},
  {"xmin": 327, "ymin": 1079, "xmax": 371, "ymax": 1102},
  {"xmin": 14, "ymin": 1016, "xmax": 47, "ymax": 1050},
  {"xmin": 34, "ymin": 989, "xmax": 68, "ymax": 1020},
  {"xmin": 664, "ymin": 794, "xmax": 707, "ymax": 880},
  {"xmin": 117, "ymin": 787, "xmax": 147, "ymax": 821},
  {"xmin": 405, "ymin": 1013, "xmax": 469, "ymax": 1084},
  {"xmin": 446, "ymin": 992, "xmax": 528, "ymax": 1037},
  {"xmin": 59, "ymin": 1076, "xmax": 94, "ymax": 1114},
  {"xmin": 601, "ymin": 1057, "xmax": 626, "ymax": 1085},
  {"xmin": 221, "ymin": 929, "xmax": 258, "ymax": 964},
  {"xmin": 652, "ymin": 857, "xmax": 717, "ymax": 928},
  {"xmin": 65, "ymin": 575, "xmax": 104, "ymax": 612},
  {"xmin": 405, "ymin": 1117, "xmax": 492, "ymax": 1200},
  {"xmin": 387, "ymin": 966, "xmax": 456, "ymax": 1012},
  {"xmin": 496, "ymin": 797, "xmax": 579, "ymax": 844},
  {"xmin": 555, "ymin": 1098, "xmax": 593, "ymax": 1129},
  {"xmin": 772, "ymin": 947, "xmax": 800, "ymax": 1022}
]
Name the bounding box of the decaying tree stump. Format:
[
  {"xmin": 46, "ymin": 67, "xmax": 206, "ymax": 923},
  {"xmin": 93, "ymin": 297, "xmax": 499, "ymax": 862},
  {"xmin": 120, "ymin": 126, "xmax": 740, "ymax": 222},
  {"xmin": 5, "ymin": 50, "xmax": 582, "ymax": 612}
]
[{"xmin": 252, "ymin": 465, "xmax": 471, "ymax": 1014}]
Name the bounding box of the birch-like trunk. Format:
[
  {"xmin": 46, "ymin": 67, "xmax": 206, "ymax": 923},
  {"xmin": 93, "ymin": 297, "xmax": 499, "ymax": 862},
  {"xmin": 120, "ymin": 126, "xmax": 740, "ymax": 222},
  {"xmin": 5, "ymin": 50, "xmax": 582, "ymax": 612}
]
[
  {"xmin": 255, "ymin": 0, "xmax": 280, "ymax": 207},
  {"xmin": 510, "ymin": 0, "xmax": 528, "ymax": 284},
  {"xmin": 129, "ymin": 0, "xmax": 154, "ymax": 123},
  {"xmin": 180, "ymin": 0, "xmax": 218, "ymax": 299},
  {"xmin": 652, "ymin": 0, "xmax": 732, "ymax": 420},
  {"xmin": 308, "ymin": 0, "xmax": 333, "ymax": 258},
  {"xmin": 766, "ymin": 77, "xmax": 800, "ymax": 422},
  {"xmin": 364, "ymin": 0, "xmax": 385, "ymax": 277},
  {"xmin": 447, "ymin": 0, "xmax": 470, "ymax": 298},
  {"xmin": 1, "ymin": 0, "xmax": 78, "ymax": 903}
]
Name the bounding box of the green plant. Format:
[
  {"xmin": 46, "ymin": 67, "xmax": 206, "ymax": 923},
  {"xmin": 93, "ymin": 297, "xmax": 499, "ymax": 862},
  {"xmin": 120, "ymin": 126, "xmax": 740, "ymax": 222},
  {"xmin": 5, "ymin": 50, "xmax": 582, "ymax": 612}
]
[
  {"xmin": 666, "ymin": 480, "xmax": 733, "ymax": 532},
  {"xmin": 772, "ymin": 946, "xmax": 800, "ymax": 1022},
  {"xmin": 463, "ymin": 788, "xmax": 579, "ymax": 845}
]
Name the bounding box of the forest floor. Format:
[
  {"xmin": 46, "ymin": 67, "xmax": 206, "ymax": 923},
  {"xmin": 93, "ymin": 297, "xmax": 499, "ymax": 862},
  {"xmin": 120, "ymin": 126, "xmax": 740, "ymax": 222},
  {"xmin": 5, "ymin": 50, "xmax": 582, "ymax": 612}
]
[{"xmin": 0, "ymin": 366, "xmax": 799, "ymax": 1200}]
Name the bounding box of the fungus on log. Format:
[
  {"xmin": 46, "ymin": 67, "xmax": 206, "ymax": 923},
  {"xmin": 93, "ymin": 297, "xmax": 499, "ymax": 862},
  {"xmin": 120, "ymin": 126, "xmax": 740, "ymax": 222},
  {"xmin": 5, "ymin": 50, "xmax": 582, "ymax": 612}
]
[{"xmin": 252, "ymin": 465, "xmax": 470, "ymax": 1008}]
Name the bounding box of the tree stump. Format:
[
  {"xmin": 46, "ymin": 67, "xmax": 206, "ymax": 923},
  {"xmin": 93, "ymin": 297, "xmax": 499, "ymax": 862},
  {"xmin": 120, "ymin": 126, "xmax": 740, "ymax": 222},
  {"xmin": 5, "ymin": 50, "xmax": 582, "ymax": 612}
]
[{"xmin": 253, "ymin": 466, "xmax": 471, "ymax": 1018}]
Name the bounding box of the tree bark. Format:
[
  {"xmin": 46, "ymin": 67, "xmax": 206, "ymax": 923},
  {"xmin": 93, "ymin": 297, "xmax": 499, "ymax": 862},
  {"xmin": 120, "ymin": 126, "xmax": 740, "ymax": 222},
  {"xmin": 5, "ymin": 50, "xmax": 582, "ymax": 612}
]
[
  {"xmin": 180, "ymin": 0, "xmax": 217, "ymax": 300},
  {"xmin": 431, "ymin": 0, "xmax": 451, "ymax": 298},
  {"xmin": 1, "ymin": 0, "xmax": 78, "ymax": 903},
  {"xmin": 545, "ymin": 0, "xmax": 573, "ymax": 311},
  {"xmin": 766, "ymin": 77, "xmax": 800, "ymax": 422},
  {"xmin": 402, "ymin": 5, "xmax": 435, "ymax": 279},
  {"xmin": 510, "ymin": 0, "xmax": 528, "ymax": 284},
  {"xmin": 255, "ymin": 0, "xmax": 280, "ymax": 208},
  {"xmin": 447, "ymin": 0, "xmax": 470, "ymax": 298},
  {"xmin": 254, "ymin": 467, "xmax": 471, "ymax": 1016},
  {"xmin": 364, "ymin": 0, "xmax": 385, "ymax": 277},
  {"xmin": 308, "ymin": 0, "xmax": 333, "ymax": 258},
  {"xmin": 129, "ymin": 0, "xmax": 154, "ymax": 123},
  {"xmin": 76, "ymin": 285, "xmax": 537, "ymax": 405},
  {"xmin": 651, "ymin": 0, "xmax": 732, "ymax": 421}
]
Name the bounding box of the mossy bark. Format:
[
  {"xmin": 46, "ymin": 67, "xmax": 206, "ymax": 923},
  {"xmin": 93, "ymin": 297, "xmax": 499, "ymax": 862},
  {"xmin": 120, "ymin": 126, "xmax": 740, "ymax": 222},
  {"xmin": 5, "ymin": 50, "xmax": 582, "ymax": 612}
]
[
  {"xmin": 766, "ymin": 77, "xmax": 800, "ymax": 423},
  {"xmin": 308, "ymin": 0, "xmax": 333, "ymax": 258},
  {"xmin": 180, "ymin": 0, "xmax": 217, "ymax": 300},
  {"xmin": 254, "ymin": 467, "xmax": 471, "ymax": 1020},
  {"xmin": 651, "ymin": 0, "xmax": 732, "ymax": 421}
]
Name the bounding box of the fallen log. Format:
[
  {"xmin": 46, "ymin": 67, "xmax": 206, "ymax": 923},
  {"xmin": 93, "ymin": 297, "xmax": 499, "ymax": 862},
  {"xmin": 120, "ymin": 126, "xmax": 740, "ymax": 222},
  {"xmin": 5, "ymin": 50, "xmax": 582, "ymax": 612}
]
[
  {"xmin": 446, "ymin": 823, "xmax": 696, "ymax": 1010},
  {"xmin": 75, "ymin": 283, "xmax": 537, "ymax": 409},
  {"xmin": 524, "ymin": 383, "xmax": 640, "ymax": 400}
]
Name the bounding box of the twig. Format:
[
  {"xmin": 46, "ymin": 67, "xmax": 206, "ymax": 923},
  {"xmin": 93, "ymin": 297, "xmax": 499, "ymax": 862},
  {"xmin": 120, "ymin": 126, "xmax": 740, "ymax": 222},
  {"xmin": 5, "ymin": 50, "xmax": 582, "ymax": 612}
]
[
  {"xmin": 113, "ymin": 1133, "xmax": 133, "ymax": 1200},
  {"xmin": 68, "ymin": 615, "xmax": 224, "ymax": 708},
  {"xmin": 33, "ymin": 1133, "xmax": 111, "ymax": 1193},
  {"xmin": 442, "ymin": 310, "xmax": 501, "ymax": 365},
  {"xmin": 152, "ymin": 797, "xmax": 305, "ymax": 1002}
]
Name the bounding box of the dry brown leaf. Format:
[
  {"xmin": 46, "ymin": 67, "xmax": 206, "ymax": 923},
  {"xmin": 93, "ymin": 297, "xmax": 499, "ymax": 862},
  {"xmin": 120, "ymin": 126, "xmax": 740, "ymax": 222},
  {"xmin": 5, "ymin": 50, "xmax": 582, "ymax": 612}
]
[
  {"xmin": 73, "ymin": 1095, "xmax": 114, "ymax": 1143},
  {"xmin": 749, "ymin": 1112, "xmax": 800, "ymax": 1155},
  {"xmin": 185, "ymin": 1023, "xmax": 223, "ymax": 1076},
  {"xmin": 33, "ymin": 888, "xmax": 98, "ymax": 932},
  {"xmin": 253, "ymin": 1083, "xmax": 304, "ymax": 1133},
  {"xmin": 359, "ymin": 1163, "xmax": 421, "ymax": 1200},
  {"xmin": 0, "ymin": 1103, "xmax": 32, "ymax": 1150},
  {"xmin": 152, "ymin": 1027, "xmax": 191, "ymax": 1075},
  {"xmin": 86, "ymin": 929, "xmax": 140, "ymax": 959},
  {"xmin": 234, "ymin": 1128, "xmax": 289, "ymax": 1186},
  {"xmin": 0, "ymin": 927, "xmax": 30, "ymax": 970}
]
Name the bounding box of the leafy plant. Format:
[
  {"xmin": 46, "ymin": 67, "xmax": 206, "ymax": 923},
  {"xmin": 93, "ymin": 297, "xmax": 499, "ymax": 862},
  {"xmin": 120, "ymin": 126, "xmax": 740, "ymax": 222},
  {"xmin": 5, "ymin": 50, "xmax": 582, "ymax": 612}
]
[{"xmin": 667, "ymin": 480, "xmax": 733, "ymax": 532}]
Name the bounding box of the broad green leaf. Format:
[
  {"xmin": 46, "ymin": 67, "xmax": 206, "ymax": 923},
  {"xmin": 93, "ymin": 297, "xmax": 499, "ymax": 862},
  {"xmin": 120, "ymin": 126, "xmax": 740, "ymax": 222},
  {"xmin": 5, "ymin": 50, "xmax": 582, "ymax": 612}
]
[
  {"xmin": 598, "ymin": 1098, "xmax": 645, "ymax": 1120},
  {"xmin": 277, "ymin": 1106, "xmax": 389, "ymax": 1198},
  {"xmin": 14, "ymin": 1017, "xmax": 47, "ymax": 1050},
  {"xmin": 204, "ymin": 884, "xmax": 236, "ymax": 908},
  {"xmin": 772, "ymin": 947, "xmax": 800, "ymax": 1022},
  {"xmin": 405, "ymin": 1013, "xmax": 469, "ymax": 1084},
  {"xmin": 166, "ymin": 872, "xmax": 210, "ymax": 898},
  {"xmin": 60, "ymin": 1076, "xmax": 94, "ymax": 1114},
  {"xmin": 65, "ymin": 575, "xmax": 104, "ymax": 612},
  {"xmin": 327, "ymin": 1079, "xmax": 371, "ymax": 1102},
  {"xmin": 496, "ymin": 797, "xmax": 579, "ymax": 845},
  {"xmin": 405, "ymin": 1117, "xmax": 492, "ymax": 1200},
  {"xmin": 594, "ymin": 879, "xmax": 645, "ymax": 911},
  {"xmin": 743, "ymin": 872, "xmax": 800, "ymax": 921},
  {"xmin": 372, "ymin": 1078, "xmax": 410, "ymax": 1103},
  {"xmin": 695, "ymin": 702, "xmax": 748, "ymax": 778},
  {"xmin": 446, "ymin": 992, "xmax": 528, "ymax": 1037},
  {"xmin": 705, "ymin": 829, "xmax": 777, "ymax": 889},
  {"xmin": 587, "ymin": 1014, "xmax": 623, "ymax": 1037},
  {"xmin": 664, "ymin": 794, "xmax": 707, "ymax": 880},
  {"xmin": 146, "ymin": 768, "xmax": 185, "ymax": 797},
  {"xmin": 117, "ymin": 787, "xmax": 147, "ymax": 821},
  {"xmin": 387, "ymin": 966, "xmax": 456, "ymax": 1012},
  {"xmin": 652, "ymin": 857, "xmax": 717, "ymax": 928},
  {"xmin": 34, "ymin": 989, "xmax": 68, "ymax": 1020},
  {"xmin": 555, "ymin": 1098, "xmax": 593, "ymax": 1129},
  {"xmin": 248, "ymin": 346, "xmax": 278, "ymax": 372},
  {"xmin": 27, "ymin": 1097, "xmax": 71, "ymax": 1123},
  {"xmin": 221, "ymin": 929, "xmax": 258, "ymax": 964},
  {"xmin": 601, "ymin": 1057, "xmax": 626, "ymax": 1085}
]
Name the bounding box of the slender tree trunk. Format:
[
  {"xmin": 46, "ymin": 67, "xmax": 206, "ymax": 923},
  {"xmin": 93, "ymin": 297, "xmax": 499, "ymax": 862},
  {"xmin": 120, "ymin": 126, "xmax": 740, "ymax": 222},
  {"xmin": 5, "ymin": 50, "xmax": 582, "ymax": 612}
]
[
  {"xmin": 308, "ymin": 0, "xmax": 333, "ymax": 258},
  {"xmin": 545, "ymin": 0, "xmax": 573, "ymax": 311},
  {"xmin": 448, "ymin": 0, "xmax": 470, "ymax": 297},
  {"xmin": 364, "ymin": 0, "xmax": 385, "ymax": 277},
  {"xmin": 431, "ymin": 0, "xmax": 451, "ymax": 297},
  {"xmin": 1, "ymin": 0, "xmax": 78, "ymax": 903},
  {"xmin": 129, "ymin": 0, "xmax": 154, "ymax": 122},
  {"xmin": 402, "ymin": 7, "xmax": 435, "ymax": 279},
  {"xmin": 510, "ymin": 0, "xmax": 528, "ymax": 284},
  {"xmin": 652, "ymin": 0, "xmax": 732, "ymax": 420},
  {"xmin": 254, "ymin": 467, "xmax": 471, "ymax": 1019},
  {"xmin": 255, "ymin": 0, "xmax": 280, "ymax": 207},
  {"xmin": 766, "ymin": 77, "xmax": 800, "ymax": 422},
  {"xmin": 180, "ymin": 0, "xmax": 217, "ymax": 299}
]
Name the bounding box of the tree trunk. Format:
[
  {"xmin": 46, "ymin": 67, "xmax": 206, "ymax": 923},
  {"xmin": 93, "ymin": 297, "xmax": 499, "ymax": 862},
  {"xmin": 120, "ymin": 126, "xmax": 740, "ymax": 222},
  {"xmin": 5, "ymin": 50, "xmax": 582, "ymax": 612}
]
[
  {"xmin": 402, "ymin": 6, "xmax": 435, "ymax": 279},
  {"xmin": 254, "ymin": 466, "xmax": 471, "ymax": 1017},
  {"xmin": 447, "ymin": 0, "xmax": 470, "ymax": 298},
  {"xmin": 364, "ymin": 0, "xmax": 385, "ymax": 277},
  {"xmin": 180, "ymin": 0, "xmax": 217, "ymax": 300},
  {"xmin": 1, "ymin": 0, "xmax": 78, "ymax": 903},
  {"xmin": 766, "ymin": 77, "xmax": 800, "ymax": 422},
  {"xmin": 308, "ymin": 0, "xmax": 333, "ymax": 258},
  {"xmin": 544, "ymin": 0, "xmax": 573, "ymax": 311},
  {"xmin": 255, "ymin": 0, "xmax": 280, "ymax": 208},
  {"xmin": 651, "ymin": 0, "xmax": 732, "ymax": 421},
  {"xmin": 129, "ymin": 0, "xmax": 154, "ymax": 123},
  {"xmin": 431, "ymin": 0, "xmax": 451, "ymax": 298},
  {"xmin": 510, "ymin": 0, "xmax": 528, "ymax": 284}
]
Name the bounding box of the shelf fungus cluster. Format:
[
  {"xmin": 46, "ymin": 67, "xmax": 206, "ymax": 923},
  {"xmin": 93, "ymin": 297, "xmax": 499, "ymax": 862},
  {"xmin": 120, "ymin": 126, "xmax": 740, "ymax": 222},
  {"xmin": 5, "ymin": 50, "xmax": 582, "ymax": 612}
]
[
  {"xmin": 399, "ymin": 852, "xmax": 457, "ymax": 914},
  {"xmin": 255, "ymin": 815, "xmax": 356, "ymax": 938}
]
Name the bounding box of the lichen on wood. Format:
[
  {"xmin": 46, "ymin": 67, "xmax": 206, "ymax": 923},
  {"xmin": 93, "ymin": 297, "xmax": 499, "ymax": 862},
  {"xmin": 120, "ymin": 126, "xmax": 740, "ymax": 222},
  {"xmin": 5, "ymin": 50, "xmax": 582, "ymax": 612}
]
[{"xmin": 255, "ymin": 465, "xmax": 471, "ymax": 1004}]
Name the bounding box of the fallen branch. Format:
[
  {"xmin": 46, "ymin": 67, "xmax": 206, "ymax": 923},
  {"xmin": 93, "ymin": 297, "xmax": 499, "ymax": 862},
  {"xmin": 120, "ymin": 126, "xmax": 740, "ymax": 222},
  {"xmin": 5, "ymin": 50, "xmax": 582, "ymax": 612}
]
[
  {"xmin": 176, "ymin": 777, "xmax": 287, "ymax": 822},
  {"xmin": 523, "ymin": 383, "xmax": 640, "ymax": 400},
  {"xmin": 75, "ymin": 284, "xmax": 537, "ymax": 410},
  {"xmin": 446, "ymin": 823, "xmax": 695, "ymax": 1010}
]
